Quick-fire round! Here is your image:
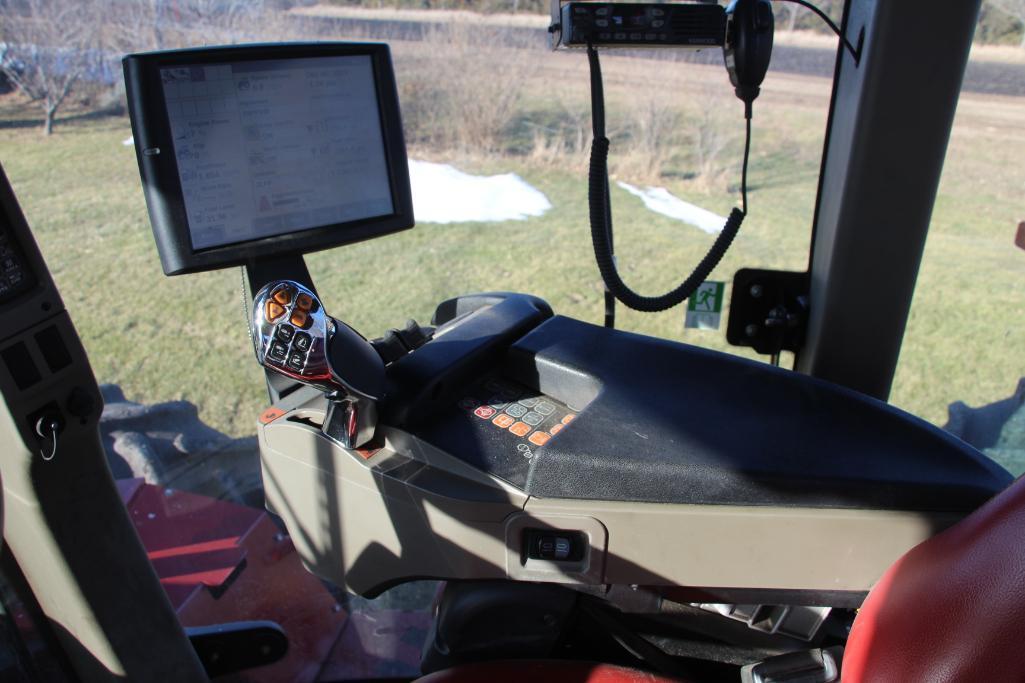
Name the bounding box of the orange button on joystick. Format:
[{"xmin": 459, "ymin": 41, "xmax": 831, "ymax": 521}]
[
  {"xmin": 273, "ymin": 287, "xmax": 294, "ymax": 305},
  {"xmin": 266, "ymin": 301, "xmax": 286, "ymax": 321},
  {"xmin": 290, "ymin": 310, "xmax": 309, "ymax": 328},
  {"xmin": 296, "ymin": 293, "xmax": 313, "ymax": 311}
]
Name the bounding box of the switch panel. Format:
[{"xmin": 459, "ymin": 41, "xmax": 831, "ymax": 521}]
[{"xmin": 0, "ymin": 213, "xmax": 35, "ymax": 306}]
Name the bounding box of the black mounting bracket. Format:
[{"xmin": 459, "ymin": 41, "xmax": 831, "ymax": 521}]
[{"xmin": 726, "ymin": 268, "xmax": 809, "ymax": 357}]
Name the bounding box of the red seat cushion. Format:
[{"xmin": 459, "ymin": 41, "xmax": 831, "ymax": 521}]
[
  {"xmin": 843, "ymin": 475, "xmax": 1025, "ymax": 682},
  {"xmin": 414, "ymin": 660, "xmax": 688, "ymax": 683}
]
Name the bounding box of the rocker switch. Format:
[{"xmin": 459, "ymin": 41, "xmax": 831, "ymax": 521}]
[
  {"xmin": 544, "ymin": 536, "xmax": 572, "ymax": 560},
  {"xmin": 531, "ymin": 532, "xmax": 575, "ymax": 561}
]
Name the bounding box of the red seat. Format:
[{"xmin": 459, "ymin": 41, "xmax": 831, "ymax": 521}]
[
  {"xmin": 416, "ymin": 475, "xmax": 1025, "ymax": 683},
  {"xmin": 842, "ymin": 473, "xmax": 1025, "ymax": 682}
]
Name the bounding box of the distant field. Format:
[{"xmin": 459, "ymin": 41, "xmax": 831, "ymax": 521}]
[{"xmin": 1, "ymin": 40, "xmax": 1023, "ymax": 450}]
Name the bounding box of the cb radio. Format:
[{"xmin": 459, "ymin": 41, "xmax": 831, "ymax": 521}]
[{"xmin": 550, "ymin": 1, "xmax": 726, "ymax": 49}]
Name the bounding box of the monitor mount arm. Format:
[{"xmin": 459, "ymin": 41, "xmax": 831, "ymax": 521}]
[{"xmin": 252, "ymin": 279, "xmax": 384, "ymax": 449}]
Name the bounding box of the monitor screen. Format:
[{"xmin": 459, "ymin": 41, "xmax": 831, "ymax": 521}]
[
  {"xmin": 161, "ymin": 56, "xmax": 394, "ymax": 250},
  {"xmin": 125, "ymin": 44, "xmax": 413, "ymax": 275}
]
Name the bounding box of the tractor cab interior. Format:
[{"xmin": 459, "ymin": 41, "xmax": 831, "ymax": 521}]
[{"xmin": 0, "ymin": 1, "xmax": 1022, "ymax": 682}]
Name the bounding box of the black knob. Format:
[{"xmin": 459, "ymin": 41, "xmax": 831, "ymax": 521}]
[{"xmin": 66, "ymin": 387, "xmax": 96, "ymax": 419}]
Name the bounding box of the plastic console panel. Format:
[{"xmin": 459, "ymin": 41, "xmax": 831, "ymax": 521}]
[{"xmin": 257, "ymin": 293, "xmax": 1010, "ymax": 602}]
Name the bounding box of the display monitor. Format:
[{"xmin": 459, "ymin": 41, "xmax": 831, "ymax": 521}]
[{"xmin": 124, "ymin": 43, "xmax": 413, "ymax": 275}]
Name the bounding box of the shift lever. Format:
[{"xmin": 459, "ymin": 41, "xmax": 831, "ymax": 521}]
[{"xmin": 252, "ymin": 280, "xmax": 384, "ymax": 449}]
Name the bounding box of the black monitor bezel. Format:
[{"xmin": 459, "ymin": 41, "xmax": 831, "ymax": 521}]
[{"xmin": 124, "ymin": 42, "xmax": 414, "ymax": 276}]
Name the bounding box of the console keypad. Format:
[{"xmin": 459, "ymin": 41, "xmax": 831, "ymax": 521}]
[{"xmin": 456, "ymin": 375, "xmax": 577, "ymax": 458}]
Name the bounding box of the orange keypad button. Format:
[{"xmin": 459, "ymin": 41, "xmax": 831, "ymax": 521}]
[
  {"xmin": 273, "ymin": 287, "xmax": 294, "ymax": 305},
  {"xmin": 266, "ymin": 301, "xmax": 286, "ymax": 321},
  {"xmin": 561, "ymin": 413, "xmax": 576, "ymax": 425},
  {"xmin": 290, "ymin": 310, "xmax": 308, "ymax": 328},
  {"xmin": 550, "ymin": 423, "xmax": 564, "ymax": 435},
  {"xmin": 509, "ymin": 421, "xmax": 531, "ymax": 437},
  {"xmin": 296, "ymin": 293, "xmax": 313, "ymax": 311},
  {"xmin": 528, "ymin": 431, "xmax": 551, "ymax": 446},
  {"xmin": 493, "ymin": 414, "xmax": 516, "ymax": 429}
]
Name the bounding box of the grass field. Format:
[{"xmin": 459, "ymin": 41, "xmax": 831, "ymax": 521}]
[{"xmin": 2, "ymin": 39, "xmax": 1024, "ymax": 452}]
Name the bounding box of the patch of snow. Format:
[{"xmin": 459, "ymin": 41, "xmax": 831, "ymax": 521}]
[
  {"xmin": 617, "ymin": 181, "xmax": 726, "ymax": 235},
  {"xmin": 112, "ymin": 149, "xmax": 551, "ymax": 224},
  {"xmin": 410, "ymin": 159, "xmax": 551, "ymax": 224},
  {"xmin": 122, "ymin": 135, "xmax": 134, "ymax": 146}
]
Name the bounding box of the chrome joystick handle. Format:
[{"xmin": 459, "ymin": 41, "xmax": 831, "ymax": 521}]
[
  {"xmin": 252, "ymin": 280, "xmax": 383, "ymax": 449},
  {"xmin": 253, "ymin": 280, "xmax": 342, "ymax": 393}
]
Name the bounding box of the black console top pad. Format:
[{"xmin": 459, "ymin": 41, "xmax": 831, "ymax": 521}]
[{"xmin": 497, "ymin": 316, "xmax": 1010, "ymax": 512}]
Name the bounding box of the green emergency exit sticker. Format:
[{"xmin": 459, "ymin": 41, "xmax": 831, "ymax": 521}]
[{"xmin": 685, "ymin": 281, "xmax": 725, "ymax": 330}]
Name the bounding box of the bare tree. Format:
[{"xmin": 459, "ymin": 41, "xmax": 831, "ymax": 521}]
[
  {"xmin": 102, "ymin": 0, "xmax": 171, "ymax": 53},
  {"xmin": 167, "ymin": 0, "xmax": 271, "ymax": 46},
  {"xmin": 0, "ymin": 0, "xmax": 101, "ymax": 134},
  {"xmin": 102, "ymin": 0, "xmax": 276, "ymax": 55},
  {"xmin": 990, "ymin": 0, "xmax": 1025, "ymax": 48}
]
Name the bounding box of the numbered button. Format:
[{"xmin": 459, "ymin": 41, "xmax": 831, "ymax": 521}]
[
  {"xmin": 506, "ymin": 404, "xmax": 527, "ymax": 418},
  {"xmin": 523, "ymin": 411, "xmax": 543, "ymax": 426},
  {"xmin": 529, "ymin": 431, "xmax": 551, "ymax": 446},
  {"xmin": 493, "ymin": 414, "xmax": 516, "ymax": 428},
  {"xmin": 509, "ymin": 422, "xmax": 531, "ymax": 437}
]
